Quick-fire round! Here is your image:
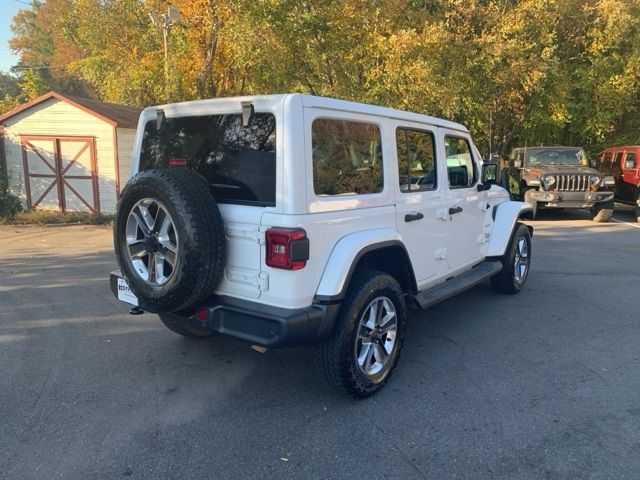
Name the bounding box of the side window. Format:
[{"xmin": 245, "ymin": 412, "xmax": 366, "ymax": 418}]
[
  {"xmin": 613, "ymin": 152, "xmax": 624, "ymax": 166},
  {"xmin": 445, "ymin": 136, "xmax": 477, "ymax": 188},
  {"xmin": 601, "ymin": 151, "xmax": 612, "ymax": 168},
  {"xmin": 396, "ymin": 128, "xmax": 437, "ymax": 192},
  {"xmin": 624, "ymin": 152, "xmax": 637, "ymax": 170},
  {"xmin": 312, "ymin": 118, "xmax": 383, "ymax": 196}
]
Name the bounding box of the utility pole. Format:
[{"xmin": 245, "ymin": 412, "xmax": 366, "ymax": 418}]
[{"xmin": 150, "ymin": 6, "xmax": 180, "ymax": 100}]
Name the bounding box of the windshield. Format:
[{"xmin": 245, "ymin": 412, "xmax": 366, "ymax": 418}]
[
  {"xmin": 139, "ymin": 113, "xmax": 277, "ymax": 206},
  {"xmin": 525, "ymin": 148, "xmax": 588, "ymax": 166}
]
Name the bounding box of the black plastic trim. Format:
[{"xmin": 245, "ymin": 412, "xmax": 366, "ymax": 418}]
[
  {"xmin": 110, "ymin": 271, "xmax": 339, "ymax": 348},
  {"xmin": 290, "ymin": 237, "xmax": 310, "ymax": 262},
  {"xmin": 313, "ymin": 240, "xmax": 417, "ymax": 304}
]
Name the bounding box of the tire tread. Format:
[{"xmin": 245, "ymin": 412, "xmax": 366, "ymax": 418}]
[{"xmin": 114, "ymin": 168, "xmax": 226, "ymax": 312}]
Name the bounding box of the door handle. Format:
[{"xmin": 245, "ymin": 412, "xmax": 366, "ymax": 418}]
[
  {"xmin": 448, "ymin": 206, "xmax": 463, "ymax": 215},
  {"xmin": 404, "ymin": 212, "xmax": 424, "ymax": 222}
]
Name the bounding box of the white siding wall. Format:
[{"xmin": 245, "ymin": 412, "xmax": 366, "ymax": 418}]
[
  {"xmin": 115, "ymin": 127, "xmax": 137, "ymax": 190},
  {"xmin": 2, "ymin": 98, "xmax": 118, "ymax": 213}
]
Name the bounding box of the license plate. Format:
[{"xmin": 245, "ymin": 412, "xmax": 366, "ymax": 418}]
[{"xmin": 116, "ymin": 277, "xmax": 138, "ymax": 306}]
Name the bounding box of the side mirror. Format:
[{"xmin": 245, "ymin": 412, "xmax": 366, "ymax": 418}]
[
  {"xmin": 478, "ymin": 162, "xmax": 498, "ymax": 191},
  {"xmin": 513, "ymin": 159, "xmax": 522, "ymax": 169}
]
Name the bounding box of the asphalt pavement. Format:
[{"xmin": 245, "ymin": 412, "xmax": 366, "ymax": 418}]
[{"xmin": 1, "ymin": 207, "xmax": 639, "ymax": 479}]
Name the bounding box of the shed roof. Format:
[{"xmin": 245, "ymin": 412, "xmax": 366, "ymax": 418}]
[{"xmin": 0, "ymin": 91, "xmax": 142, "ymax": 129}]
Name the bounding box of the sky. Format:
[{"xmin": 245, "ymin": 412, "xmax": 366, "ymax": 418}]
[{"xmin": 0, "ymin": 0, "xmax": 24, "ymax": 73}]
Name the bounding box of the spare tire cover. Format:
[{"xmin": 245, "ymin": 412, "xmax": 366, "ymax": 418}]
[{"xmin": 113, "ymin": 168, "xmax": 226, "ymax": 313}]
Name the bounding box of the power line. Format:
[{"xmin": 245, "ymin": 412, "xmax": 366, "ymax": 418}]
[{"xmin": 12, "ymin": 0, "xmax": 36, "ymax": 6}]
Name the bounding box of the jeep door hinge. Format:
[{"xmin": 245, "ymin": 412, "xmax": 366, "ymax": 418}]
[
  {"xmin": 436, "ymin": 208, "xmax": 449, "ymax": 221},
  {"xmin": 257, "ymin": 226, "xmax": 269, "ymax": 245},
  {"xmin": 477, "ymin": 231, "xmax": 491, "ymax": 246},
  {"xmin": 227, "ymin": 224, "xmax": 265, "ymax": 244},
  {"xmin": 258, "ymin": 271, "xmax": 269, "ymax": 291}
]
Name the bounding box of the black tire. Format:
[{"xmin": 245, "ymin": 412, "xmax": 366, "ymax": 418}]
[
  {"xmin": 158, "ymin": 313, "xmax": 214, "ymax": 339},
  {"xmin": 635, "ymin": 207, "xmax": 640, "ymax": 223},
  {"xmin": 114, "ymin": 168, "xmax": 226, "ymax": 312},
  {"xmin": 591, "ymin": 201, "xmax": 614, "ymax": 223},
  {"xmin": 523, "ymin": 189, "xmax": 538, "ymax": 220},
  {"xmin": 491, "ymin": 223, "xmax": 531, "ymax": 294},
  {"xmin": 316, "ymin": 270, "xmax": 406, "ymax": 398}
]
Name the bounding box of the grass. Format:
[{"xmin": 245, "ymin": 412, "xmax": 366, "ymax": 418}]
[{"xmin": 2, "ymin": 210, "xmax": 114, "ymax": 225}]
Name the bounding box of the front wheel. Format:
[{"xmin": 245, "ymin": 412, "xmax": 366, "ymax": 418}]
[
  {"xmin": 591, "ymin": 201, "xmax": 614, "ymax": 223},
  {"xmin": 491, "ymin": 223, "xmax": 532, "ymax": 294},
  {"xmin": 316, "ymin": 270, "xmax": 406, "ymax": 398}
]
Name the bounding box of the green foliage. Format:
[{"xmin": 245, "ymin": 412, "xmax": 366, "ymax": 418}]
[
  {"xmin": 0, "ymin": 164, "xmax": 23, "ymax": 220},
  {"xmin": 18, "ymin": 69, "xmax": 48, "ymax": 100},
  {"xmin": 4, "ymin": 0, "xmax": 640, "ymax": 154}
]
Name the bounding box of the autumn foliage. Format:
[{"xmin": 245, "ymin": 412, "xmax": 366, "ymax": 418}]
[{"xmin": 3, "ymin": 0, "xmax": 640, "ymax": 155}]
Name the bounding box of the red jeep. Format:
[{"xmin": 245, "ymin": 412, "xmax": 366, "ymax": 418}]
[{"xmin": 598, "ymin": 146, "xmax": 640, "ymax": 222}]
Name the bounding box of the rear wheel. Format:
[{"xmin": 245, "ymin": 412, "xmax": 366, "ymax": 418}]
[
  {"xmin": 316, "ymin": 270, "xmax": 406, "ymax": 398},
  {"xmin": 591, "ymin": 201, "xmax": 614, "ymax": 223},
  {"xmin": 491, "ymin": 223, "xmax": 531, "ymax": 294}
]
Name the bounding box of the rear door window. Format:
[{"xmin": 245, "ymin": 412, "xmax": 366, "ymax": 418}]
[
  {"xmin": 311, "ymin": 118, "xmax": 383, "ymax": 196},
  {"xmin": 396, "ymin": 128, "xmax": 437, "ymax": 192},
  {"xmin": 624, "ymin": 152, "xmax": 637, "ymax": 170},
  {"xmin": 139, "ymin": 113, "xmax": 276, "ymax": 206}
]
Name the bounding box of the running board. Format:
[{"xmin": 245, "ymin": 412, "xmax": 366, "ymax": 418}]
[{"xmin": 412, "ymin": 260, "xmax": 503, "ymax": 309}]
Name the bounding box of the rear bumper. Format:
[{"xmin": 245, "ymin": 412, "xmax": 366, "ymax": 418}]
[
  {"xmin": 109, "ymin": 271, "xmax": 340, "ymax": 348},
  {"xmin": 529, "ymin": 190, "xmax": 614, "ymax": 207}
]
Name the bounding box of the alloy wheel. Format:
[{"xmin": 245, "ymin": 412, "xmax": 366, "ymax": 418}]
[
  {"xmin": 513, "ymin": 236, "xmax": 529, "ymax": 283},
  {"xmin": 125, "ymin": 198, "xmax": 178, "ymax": 286},
  {"xmin": 354, "ymin": 296, "xmax": 398, "ymax": 377}
]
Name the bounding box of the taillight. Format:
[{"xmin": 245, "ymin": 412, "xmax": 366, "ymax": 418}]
[{"xmin": 265, "ymin": 228, "xmax": 309, "ymax": 270}]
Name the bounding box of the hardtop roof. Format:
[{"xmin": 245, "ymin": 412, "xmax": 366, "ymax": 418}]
[{"xmin": 149, "ymin": 93, "xmax": 469, "ymax": 133}]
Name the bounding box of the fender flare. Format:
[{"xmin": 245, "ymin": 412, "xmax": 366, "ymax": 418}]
[
  {"xmin": 314, "ymin": 229, "xmax": 415, "ymax": 302},
  {"xmin": 486, "ymin": 201, "xmax": 533, "ymax": 257}
]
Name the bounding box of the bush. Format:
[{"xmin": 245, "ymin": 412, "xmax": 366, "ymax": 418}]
[
  {"xmin": 0, "ymin": 190, "xmax": 23, "ymax": 219},
  {"xmin": 0, "ymin": 164, "xmax": 23, "ymax": 220},
  {"xmin": 6, "ymin": 210, "xmax": 113, "ymax": 225}
]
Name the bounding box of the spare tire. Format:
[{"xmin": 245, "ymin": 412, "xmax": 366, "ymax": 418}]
[{"xmin": 113, "ymin": 168, "xmax": 226, "ymax": 313}]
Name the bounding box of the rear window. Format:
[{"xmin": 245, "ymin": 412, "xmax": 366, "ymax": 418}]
[{"xmin": 139, "ymin": 113, "xmax": 276, "ymax": 206}]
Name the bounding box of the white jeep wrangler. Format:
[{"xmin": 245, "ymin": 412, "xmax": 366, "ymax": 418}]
[{"xmin": 110, "ymin": 94, "xmax": 533, "ymax": 397}]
